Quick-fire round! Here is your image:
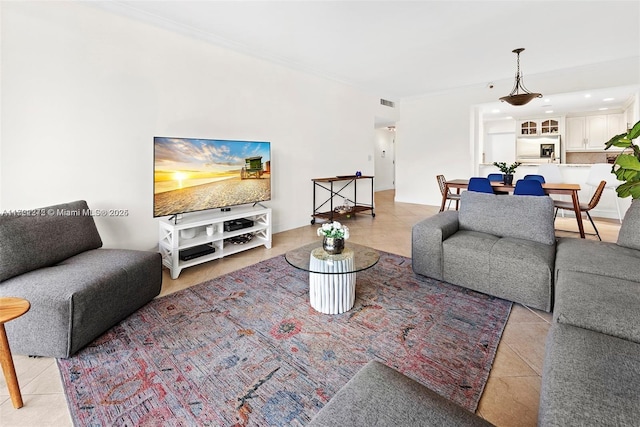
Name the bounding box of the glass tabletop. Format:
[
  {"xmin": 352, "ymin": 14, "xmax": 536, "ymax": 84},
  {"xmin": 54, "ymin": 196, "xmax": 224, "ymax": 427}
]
[{"xmin": 285, "ymin": 241, "xmax": 380, "ymax": 274}]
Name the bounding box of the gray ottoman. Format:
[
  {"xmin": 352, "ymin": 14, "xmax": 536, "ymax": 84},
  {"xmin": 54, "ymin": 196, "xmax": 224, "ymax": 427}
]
[{"xmin": 309, "ymin": 360, "xmax": 492, "ymax": 426}]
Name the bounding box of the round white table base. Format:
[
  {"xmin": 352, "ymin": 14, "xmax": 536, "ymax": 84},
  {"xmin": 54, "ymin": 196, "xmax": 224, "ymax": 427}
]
[{"xmin": 309, "ymin": 251, "xmax": 356, "ymax": 314}]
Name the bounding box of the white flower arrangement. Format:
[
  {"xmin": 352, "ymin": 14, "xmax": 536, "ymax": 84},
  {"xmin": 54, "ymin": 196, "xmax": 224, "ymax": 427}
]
[{"xmin": 317, "ymin": 221, "xmax": 350, "ymax": 239}]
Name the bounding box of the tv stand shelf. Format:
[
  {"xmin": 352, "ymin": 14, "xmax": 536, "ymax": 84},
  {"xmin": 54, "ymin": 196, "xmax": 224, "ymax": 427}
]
[{"xmin": 158, "ymin": 205, "xmax": 272, "ymax": 279}]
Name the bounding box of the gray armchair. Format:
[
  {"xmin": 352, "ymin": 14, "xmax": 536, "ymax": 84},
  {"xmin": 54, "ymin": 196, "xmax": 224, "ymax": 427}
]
[
  {"xmin": 412, "ymin": 191, "xmax": 556, "ymax": 311},
  {"xmin": 0, "ymin": 200, "xmax": 162, "ymax": 358}
]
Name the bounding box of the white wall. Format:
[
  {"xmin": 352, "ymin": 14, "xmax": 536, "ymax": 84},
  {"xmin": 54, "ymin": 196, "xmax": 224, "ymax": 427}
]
[
  {"xmin": 0, "ymin": 4, "xmax": 3, "ymax": 207},
  {"xmin": 1, "ymin": 2, "xmax": 378, "ymax": 250},
  {"xmin": 396, "ymin": 57, "xmax": 640, "ymax": 207},
  {"xmin": 396, "ymin": 89, "xmax": 478, "ymax": 205},
  {"xmin": 482, "ymin": 119, "xmax": 516, "ymax": 164},
  {"xmin": 484, "ymin": 133, "xmax": 517, "ymax": 165},
  {"xmin": 373, "ymin": 128, "xmax": 395, "ymax": 191}
]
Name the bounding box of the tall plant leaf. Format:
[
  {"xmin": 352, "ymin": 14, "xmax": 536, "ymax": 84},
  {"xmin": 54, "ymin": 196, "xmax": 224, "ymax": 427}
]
[
  {"xmin": 615, "ymin": 154, "xmax": 640, "ymax": 171},
  {"xmin": 616, "ymin": 181, "xmax": 640, "ymax": 199},
  {"xmin": 606, "ymin": 120, "xmax": 640, "ymax": 199},
  {"xmin": 605, "ymin": 132, "xmax": 630, "ymax": 149},
  {"xmin": 628, "ymin": 120, "xmax": 640, "ymax": 140}
]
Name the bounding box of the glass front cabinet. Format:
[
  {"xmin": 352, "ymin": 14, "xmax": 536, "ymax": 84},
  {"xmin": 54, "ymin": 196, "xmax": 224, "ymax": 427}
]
[
  {"xmin": 520, "ymin": 121, "xmax": 538, "ymax": 135},
  {"xmin": 541, "ymin": 119, "xmax": 559, "ymax": 134},
  {"xmin": 519, "ymin": 119, "xmax": 559, "ymax": 136}
]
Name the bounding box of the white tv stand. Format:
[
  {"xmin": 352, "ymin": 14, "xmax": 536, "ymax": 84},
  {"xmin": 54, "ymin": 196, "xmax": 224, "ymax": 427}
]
[{"xmin": 158, "ymin": 205, "xmax": 272, "ymax": 279}]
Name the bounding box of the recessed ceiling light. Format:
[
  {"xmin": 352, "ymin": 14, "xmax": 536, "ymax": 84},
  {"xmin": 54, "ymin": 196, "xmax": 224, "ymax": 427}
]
[
  {"xmin": 599, "ymin": 107, "xmax": 609, "ymax": 111},
  {"xmin": 584, "ymin": 94, "xmax": 592, "ymax": 98},
  {"xmin": 603, "ymin": 97, "xmax": 615, "ymax": 101},
  {"xmin": 505, "ymin": 116, "xmax": 513, "ymax": 120},
  {"xmin": 491, "ymin": 109, "xmax": 501, "ymax": 113},
  {"xmin": 545, "ymin": 110, "xmax": 554, "ymax": 114},
  {"xmin": 544, "ymin": 99, "xmax": 551, "ymax": 103}
]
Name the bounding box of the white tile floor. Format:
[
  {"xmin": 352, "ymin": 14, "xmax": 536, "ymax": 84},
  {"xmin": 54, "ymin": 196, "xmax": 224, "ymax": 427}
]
[{"xmin": 0, "ymin": 190, "xmax": 621, "ymax": 426}]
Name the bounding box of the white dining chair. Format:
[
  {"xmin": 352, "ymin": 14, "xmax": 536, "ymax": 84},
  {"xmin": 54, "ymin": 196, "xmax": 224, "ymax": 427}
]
[
  {"xmin": 537, "ymin": 163, "xmax": 563, "ymax": 183},
  {"xmin": 586, "ymin": 163, "xmax": 623, "ymax": 223},
  {"xmin": 537, "ymin": 163, "xmax": 566, "ymax": 216}
]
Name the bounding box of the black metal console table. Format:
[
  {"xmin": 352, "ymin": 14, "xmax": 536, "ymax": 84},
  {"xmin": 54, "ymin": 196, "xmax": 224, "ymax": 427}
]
[{"xmin": 311, "ymin": 175, "xmax": 375, "ymax": 224}]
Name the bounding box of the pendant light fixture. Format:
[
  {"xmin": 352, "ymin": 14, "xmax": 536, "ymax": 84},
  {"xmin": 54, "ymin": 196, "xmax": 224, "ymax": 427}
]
[{"xmin": 499, "ymin": 48, "xmax": 542, "ymax": 106}]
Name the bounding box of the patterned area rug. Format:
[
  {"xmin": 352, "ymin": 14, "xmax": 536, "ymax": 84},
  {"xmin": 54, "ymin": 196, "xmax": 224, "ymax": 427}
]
[{"xmin": 58, "ymin": 251, "xmax": 512, "ymax": 426}]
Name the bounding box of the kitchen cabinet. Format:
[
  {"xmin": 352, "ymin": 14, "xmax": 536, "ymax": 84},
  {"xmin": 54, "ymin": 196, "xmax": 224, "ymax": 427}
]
[
  {"xmin": 518, "ymin": 119, "xmax": 559, "ymax": 135},
  {"xmin": 520, "ymin": 121, "xmax": 538, "ymax": 135},
  {"xmin": 607, "ymin": 113, "xmax": 627, "ymax": 137},
  {"xmin": 566, "ymin": 117, "xmax": 587, "ymax": 150},
  {"xmin": 566, "ymin": 113, "xmax": 625, "ymax": 151},
  {"xmin": 585, "ymin": 115, "xmax": 608, "ymax": 149},
  {"xmin": 540, "ymin": 119, "xmax": 559, "ymax": 134}
]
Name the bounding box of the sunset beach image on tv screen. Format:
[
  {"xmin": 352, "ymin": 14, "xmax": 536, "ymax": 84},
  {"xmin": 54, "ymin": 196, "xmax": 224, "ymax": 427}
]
[{"xmin": 153, "ymin": 137, "xmax": 271, "ymax": 217}]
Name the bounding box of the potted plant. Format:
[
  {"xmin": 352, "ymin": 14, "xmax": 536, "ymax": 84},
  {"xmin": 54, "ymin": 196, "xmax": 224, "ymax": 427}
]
[
  {"xmin": 317, "ymin": 221, "xmax": 350, "ymax": 254},
  {"xmin": 605, "ymin": 120, "xmax": 640, "ymax": 199},
  {"xmin": 492, "ymin": 161, "xmax": 522, "ymax": 185}
]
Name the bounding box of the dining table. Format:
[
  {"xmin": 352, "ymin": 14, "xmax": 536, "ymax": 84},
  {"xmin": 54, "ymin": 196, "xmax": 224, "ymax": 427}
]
[{"xmin": 440, "ymin": 179, "xmax": 586, "ymax": 238}]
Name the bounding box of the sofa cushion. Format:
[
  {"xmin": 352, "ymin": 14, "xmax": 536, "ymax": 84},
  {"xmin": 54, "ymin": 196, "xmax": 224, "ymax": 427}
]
[
  {"xmin": 555, "ymin": 237, "xmax": 640, "ymax": 284},
  {"xmin": 554, "ymin": 270, "xmax": 640, "ymax": 344},
  {"xmin": 539, "ymin": 323, "xmax": 640, "ymax": 426},
  {"xmin": 309, "ymin": 360, "xmax": 492, "ymax": 427},
  {"xmin": 443, "ymin": 232, "xmax": 554, "ymax": 311},
  {"xmin": 617, "ymin": 199, "xmax": 640, "ymax": 250},
  {"xmin": 488, "ymin": 237, "xmax": 555, "ymax": 312},
  {"xmin": 0, "ymin": 248, "xmax": 162, "ymax": 357},
  {"xmin": 0, "ymin": 200, "xmax": 102, "ymax": 282},
  {"xmin": 458, "ymin": 191, "xmax": 555, "ymax": 245},
  {"xmin": 442, "ymin": 230, "xmax": 497, "ymax": 291}
]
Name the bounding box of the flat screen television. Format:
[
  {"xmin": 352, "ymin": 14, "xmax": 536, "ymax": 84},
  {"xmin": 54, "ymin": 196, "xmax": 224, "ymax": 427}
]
[{"xmin": 154, "ymin": 137, "xmax": 271, "ymax": 217}]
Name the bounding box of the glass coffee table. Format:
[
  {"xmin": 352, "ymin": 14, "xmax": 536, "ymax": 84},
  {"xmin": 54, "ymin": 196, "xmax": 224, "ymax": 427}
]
[{"xmin": 285, "ymin": 242, "xmax": 380, "ymax": 314}]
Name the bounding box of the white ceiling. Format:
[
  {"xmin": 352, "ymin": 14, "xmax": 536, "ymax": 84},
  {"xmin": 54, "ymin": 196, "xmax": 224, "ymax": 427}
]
[
  {"xmin": 94, "ymin": 1, "xmax": 640, "ymax": 115},
  {"xmin": 480, "ymin": 84, "xmax": 640, "ymax": 121}
]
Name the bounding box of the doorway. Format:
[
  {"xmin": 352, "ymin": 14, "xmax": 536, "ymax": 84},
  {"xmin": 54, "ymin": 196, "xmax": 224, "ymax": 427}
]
[{"xmin": 374, "ymin": 126, "xmax": 396, "ymax": 191}]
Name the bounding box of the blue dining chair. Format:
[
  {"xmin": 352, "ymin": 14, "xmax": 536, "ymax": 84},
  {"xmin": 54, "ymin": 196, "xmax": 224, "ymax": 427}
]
[
  {"xmin": 514, "ymin": 179, "xmax": 546, "ymax": 196},
  {"xmin": 524, "ymin": 174, "xmax": 546, "ymax": 183},
  {"xmin": 468, "ymin": 177, "xmax": 495, "ymax": 194},
  {"xmin": 487, "ymin": 173, "xmax": 509, "ymax": 194}
]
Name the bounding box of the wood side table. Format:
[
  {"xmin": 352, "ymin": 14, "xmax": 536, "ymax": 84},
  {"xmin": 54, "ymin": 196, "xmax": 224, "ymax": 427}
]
[{"xmin": 0, "ymin": 297, "xmax": 30, "ymax": 409}]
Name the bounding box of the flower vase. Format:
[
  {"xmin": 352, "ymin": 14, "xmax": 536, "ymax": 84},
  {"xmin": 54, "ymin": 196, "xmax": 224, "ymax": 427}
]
[
  {"xmin": 323, "ymin": 237, "xmax": 345, "ymax": 255},
  {"xmin": 503, "ymin": 174, "xmax": 514, "ymax": 186}
]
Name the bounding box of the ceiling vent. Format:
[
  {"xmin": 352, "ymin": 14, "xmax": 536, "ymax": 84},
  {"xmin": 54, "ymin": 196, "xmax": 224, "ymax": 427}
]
[{"xmin": 380, "ymin": 98, "xmax": 395, "ymax": 108}]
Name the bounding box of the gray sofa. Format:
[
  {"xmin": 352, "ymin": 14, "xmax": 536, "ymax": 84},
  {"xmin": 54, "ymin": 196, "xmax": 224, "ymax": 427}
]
[
  {"xmin": 412, "ymin": 190, "xmax": 556, "ymax": 311},
  {"xmin": 313, "ymin": 197, "xmax": 640, "ymax": 426},
  {"xmin": 538, "ymin": 198, "xmax": 640, "ymax": 426},
  {"xmin": 309, "ymin": 360, "xmax": 492, "ymax": 426},
  {"xmin": 0, "ymin": 200, "xmax": 162, "ymax": 358}
]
